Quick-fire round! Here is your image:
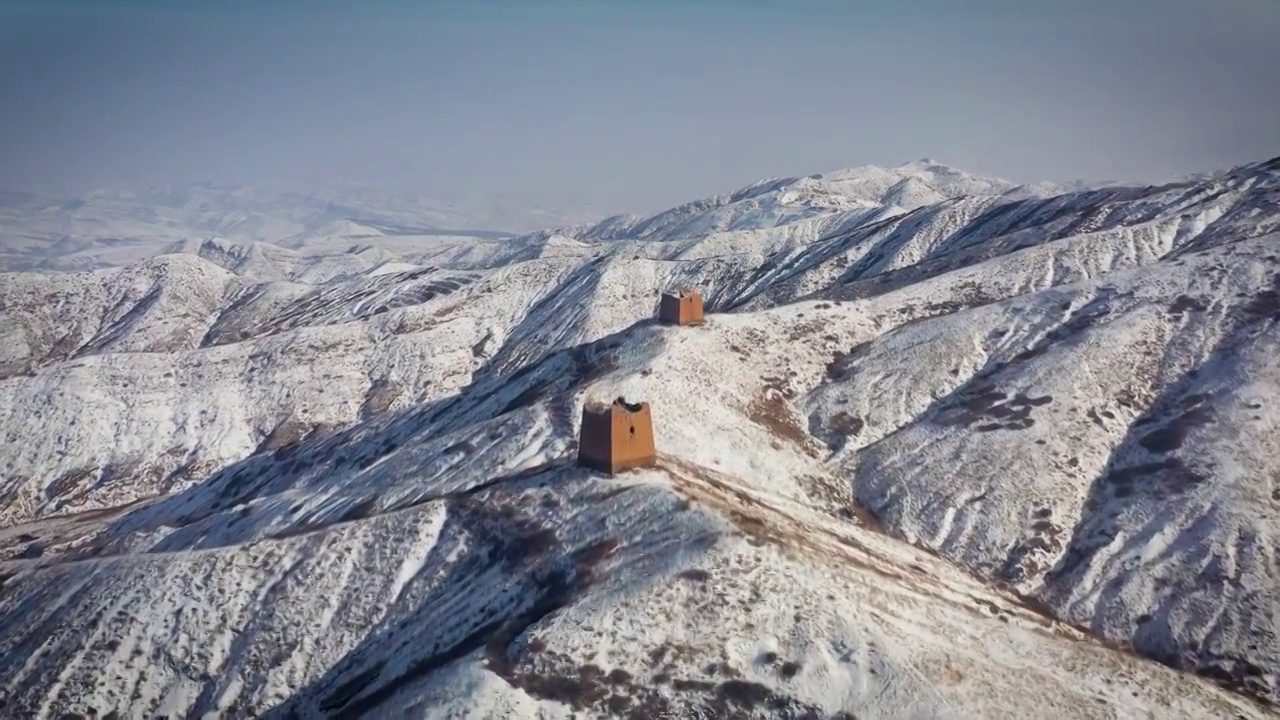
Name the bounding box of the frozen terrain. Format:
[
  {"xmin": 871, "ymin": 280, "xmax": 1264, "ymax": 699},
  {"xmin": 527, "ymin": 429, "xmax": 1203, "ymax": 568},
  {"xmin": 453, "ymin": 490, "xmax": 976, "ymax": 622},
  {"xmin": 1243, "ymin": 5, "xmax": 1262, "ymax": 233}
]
[
  {"xmin": 0, "ymin": 182, "xmax": 602, "ymax": 278},
  {"xmin": 0, "ymin": 156, "xmax": 1278, "ymax": 718}
]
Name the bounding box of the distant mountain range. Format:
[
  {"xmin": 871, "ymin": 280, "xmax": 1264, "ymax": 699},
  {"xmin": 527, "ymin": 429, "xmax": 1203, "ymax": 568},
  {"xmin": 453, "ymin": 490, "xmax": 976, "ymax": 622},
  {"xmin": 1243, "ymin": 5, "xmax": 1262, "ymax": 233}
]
[{"xmin": 0, "ymin": 181, "xmax": 605, "ymax": 275}]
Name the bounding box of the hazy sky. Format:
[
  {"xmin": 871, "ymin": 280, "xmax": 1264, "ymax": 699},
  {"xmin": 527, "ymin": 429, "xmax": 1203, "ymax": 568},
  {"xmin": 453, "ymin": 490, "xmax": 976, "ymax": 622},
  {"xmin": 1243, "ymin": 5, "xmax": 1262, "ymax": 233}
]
[{"xmin": 1, "ymin": 0, "xmax": 1277, "ymax": 213}]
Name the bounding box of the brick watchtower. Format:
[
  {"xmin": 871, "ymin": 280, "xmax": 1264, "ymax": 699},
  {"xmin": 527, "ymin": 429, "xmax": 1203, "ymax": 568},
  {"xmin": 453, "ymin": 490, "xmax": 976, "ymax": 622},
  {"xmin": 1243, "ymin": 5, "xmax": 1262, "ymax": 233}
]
[
  {"xmin": 577, "ymin": 397, "xmax": 657, "ymax": 475},
  {"xmin": 658, "ymin": 290, "xmax": 705, "ymax": 326}
]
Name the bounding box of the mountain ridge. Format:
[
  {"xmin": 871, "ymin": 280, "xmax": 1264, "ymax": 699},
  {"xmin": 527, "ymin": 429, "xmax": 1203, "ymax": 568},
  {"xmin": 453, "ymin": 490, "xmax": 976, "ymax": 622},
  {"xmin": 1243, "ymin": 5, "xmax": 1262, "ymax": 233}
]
[{"xmin": 0, "ymin": 155, "xmax": 1278, "ymax": 718}]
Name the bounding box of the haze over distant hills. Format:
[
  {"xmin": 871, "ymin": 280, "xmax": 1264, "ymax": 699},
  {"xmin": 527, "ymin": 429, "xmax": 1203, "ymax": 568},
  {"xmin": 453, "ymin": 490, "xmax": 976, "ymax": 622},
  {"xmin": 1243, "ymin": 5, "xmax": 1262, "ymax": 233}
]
[
  {"xmin": 1, "ymin": 154, "xmax": 1278, "ymax": 718},
  {"xmin": 0, "ymin": 159, "xmax": 1089, "ymax": 280},
  {"xmin": 0, "ymin": 181, "xmax": 606, "ymax": 277}
]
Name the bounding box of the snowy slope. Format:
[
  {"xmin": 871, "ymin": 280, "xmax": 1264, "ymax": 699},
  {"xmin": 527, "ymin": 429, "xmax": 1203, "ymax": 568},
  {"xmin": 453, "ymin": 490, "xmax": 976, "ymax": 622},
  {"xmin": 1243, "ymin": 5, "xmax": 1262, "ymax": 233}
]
[
  {"xmin": 1, "ymin": 156, "xmax": 1279, "ymax": 718},
  {"xmin": 576, "ymin": 159, "xmax": 1056, "ymax": 246}
]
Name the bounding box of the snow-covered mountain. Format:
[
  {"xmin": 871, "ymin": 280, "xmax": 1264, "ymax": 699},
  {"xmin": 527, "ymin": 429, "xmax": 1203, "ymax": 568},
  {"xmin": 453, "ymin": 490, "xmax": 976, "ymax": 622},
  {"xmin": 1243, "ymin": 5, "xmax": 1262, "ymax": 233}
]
[
  {"xmin": 0, "ymin": 182, "xmax": 602, "ymax": 277},
  {"xmin": 1, "ymin": 156, "xmax": 1278, "ymax": 718},
  {"xmin": 0, "ymin": 161, "xmax": 1068, "ymax": 283},
  {"xmin": 573, "ymin": 158, "xmax": 1072, "ymax": 246}
]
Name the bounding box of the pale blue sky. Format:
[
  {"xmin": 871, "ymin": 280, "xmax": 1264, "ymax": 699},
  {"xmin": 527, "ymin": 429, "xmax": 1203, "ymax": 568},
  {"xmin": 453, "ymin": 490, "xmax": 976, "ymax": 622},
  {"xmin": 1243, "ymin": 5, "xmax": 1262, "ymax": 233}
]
[{"xmin": 1, "ymin": 0, "xmax": 1277, "ymax": 213}]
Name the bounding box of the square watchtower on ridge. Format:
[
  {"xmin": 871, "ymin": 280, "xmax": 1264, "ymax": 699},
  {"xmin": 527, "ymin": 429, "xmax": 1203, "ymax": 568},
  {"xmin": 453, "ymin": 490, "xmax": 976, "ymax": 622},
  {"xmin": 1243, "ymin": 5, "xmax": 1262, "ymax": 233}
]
[
  {"xmin": 658, "ymin": 289, "xmax": 705, "ymax": 326},
  {"xmin": 577, "ymin": 397, "xmax": 657, "ymax": 475}
]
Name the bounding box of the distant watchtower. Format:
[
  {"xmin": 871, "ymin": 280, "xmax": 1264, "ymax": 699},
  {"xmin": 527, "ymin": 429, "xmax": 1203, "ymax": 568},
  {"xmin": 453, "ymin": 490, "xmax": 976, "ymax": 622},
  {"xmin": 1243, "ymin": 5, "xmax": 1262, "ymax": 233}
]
[
  {"xmin": 577, "ymin": 397, "xmax": 657, "ymax": 475},
  {"xmin": 659, "ymin": 289, "xmax": 705, "ymax": 326}
]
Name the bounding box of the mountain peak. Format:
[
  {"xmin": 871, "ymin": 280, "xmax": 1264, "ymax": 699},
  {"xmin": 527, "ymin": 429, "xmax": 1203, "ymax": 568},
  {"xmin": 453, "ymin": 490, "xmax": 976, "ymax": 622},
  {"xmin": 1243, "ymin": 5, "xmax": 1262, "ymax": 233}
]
[{"xmin": 895, "ymin": 157, "xmax": 958, "ymax": 172}]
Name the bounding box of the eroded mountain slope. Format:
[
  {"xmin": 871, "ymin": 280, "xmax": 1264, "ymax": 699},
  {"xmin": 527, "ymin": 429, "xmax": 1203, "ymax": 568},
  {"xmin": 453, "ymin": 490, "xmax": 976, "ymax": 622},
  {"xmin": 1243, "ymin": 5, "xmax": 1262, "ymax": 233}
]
[
  {"xmin": 0, "ymin": 317, "xmax": 1265, "ymax": 718},
  {"xmin": 1, "ymin": 156, "xmax": 1279, "ymax": 717}
]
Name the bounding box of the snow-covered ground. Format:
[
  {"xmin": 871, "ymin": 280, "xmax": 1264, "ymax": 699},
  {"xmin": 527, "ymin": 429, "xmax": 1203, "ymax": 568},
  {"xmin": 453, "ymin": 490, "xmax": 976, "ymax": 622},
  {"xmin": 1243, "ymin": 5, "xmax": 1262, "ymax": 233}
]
[{"xmin": 1, "ymin": 156, "xmax": 1278, "ymax": 718}]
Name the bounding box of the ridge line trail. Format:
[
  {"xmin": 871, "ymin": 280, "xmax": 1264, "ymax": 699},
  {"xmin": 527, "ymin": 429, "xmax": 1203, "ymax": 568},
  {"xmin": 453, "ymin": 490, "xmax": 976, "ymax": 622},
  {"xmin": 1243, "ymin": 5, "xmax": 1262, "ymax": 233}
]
[
  {"xmin": 656, "ymin": 453, "xmax": 1110, "ymax": 642},
  {"xmin": 655, "ymin": 453, "xmax": 1272, "ymax": 715}
]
